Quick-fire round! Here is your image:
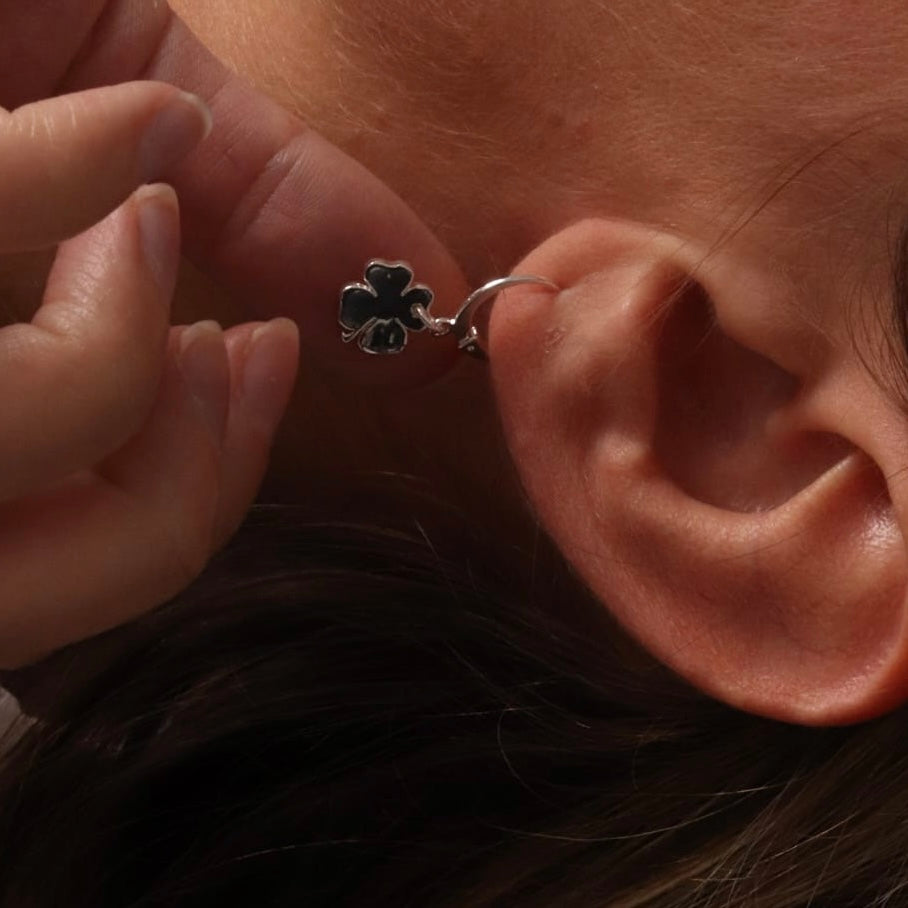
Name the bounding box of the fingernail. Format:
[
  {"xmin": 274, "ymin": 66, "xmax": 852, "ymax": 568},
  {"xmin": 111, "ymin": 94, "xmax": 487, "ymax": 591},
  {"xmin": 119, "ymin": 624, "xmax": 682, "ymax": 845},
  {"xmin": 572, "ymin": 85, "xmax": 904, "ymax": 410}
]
[
  {"xmin": 136, "ymin": 184, "xmax": 179, "ymax": 294},
  {"xmin": 243, "ymin": 318, "xmax": 298, "ymax": 428},
  {"xmin": 178, "ymin": 320, "xmax": 228, "ymax": 442},
  {"xmin": 140, "ymin": 91, "xmax": 213, "ymax": 179}
]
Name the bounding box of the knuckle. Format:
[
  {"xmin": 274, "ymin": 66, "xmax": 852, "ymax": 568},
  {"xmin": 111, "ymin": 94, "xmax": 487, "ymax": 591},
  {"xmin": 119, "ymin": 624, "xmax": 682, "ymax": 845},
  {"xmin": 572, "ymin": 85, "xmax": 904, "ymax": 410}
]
[
  {"xmin": 158, "ymin": 488, "xmax": 221, "ymax": 588},
  {"xmin": 15, "ymin": 318, "xmax": 160, "ymax": 444},
  {"xmin": 78, "ymin": 322, "xmax": 156, "ymax": 392},
  {"xmin": 10, "ymin": 101, "xmax": 64, "ymax": 151},
  {"xmin": 216, "ymin": 129, "xmax": 313, "ymax": 252}
]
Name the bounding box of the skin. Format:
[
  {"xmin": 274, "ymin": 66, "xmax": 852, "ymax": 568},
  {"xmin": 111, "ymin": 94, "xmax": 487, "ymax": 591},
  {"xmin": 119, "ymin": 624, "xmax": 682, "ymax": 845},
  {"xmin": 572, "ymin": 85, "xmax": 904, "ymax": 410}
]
[
  {"xmin": 163, "ymin": 0, "xmax": 908, "ymax": 538},
  {"xmin": 171, "ymin": 2, "xmax": 908, "ymax": 292}
]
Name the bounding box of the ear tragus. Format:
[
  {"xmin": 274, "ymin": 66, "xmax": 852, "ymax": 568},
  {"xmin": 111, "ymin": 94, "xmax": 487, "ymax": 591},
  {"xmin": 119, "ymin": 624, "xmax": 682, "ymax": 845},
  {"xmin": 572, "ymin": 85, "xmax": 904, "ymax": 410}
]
[{"xmin": 490, "ymin": 218, "xmax": 908, "ymax": 726}]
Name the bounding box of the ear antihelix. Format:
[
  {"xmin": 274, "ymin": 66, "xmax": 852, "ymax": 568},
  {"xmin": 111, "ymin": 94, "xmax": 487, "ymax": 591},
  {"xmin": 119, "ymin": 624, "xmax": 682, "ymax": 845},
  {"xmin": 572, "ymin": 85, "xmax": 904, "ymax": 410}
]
[{"xmin": 652, "ymin": 278, "xmax": 857, "ymax": 512}]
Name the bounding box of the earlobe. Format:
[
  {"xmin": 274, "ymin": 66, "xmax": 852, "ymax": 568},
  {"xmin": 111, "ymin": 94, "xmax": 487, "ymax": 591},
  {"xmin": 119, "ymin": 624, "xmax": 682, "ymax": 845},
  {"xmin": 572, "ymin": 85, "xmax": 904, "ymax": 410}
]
[{"xmin": 490, "ymin": 218, "xmax": 908, "ymax": 726}]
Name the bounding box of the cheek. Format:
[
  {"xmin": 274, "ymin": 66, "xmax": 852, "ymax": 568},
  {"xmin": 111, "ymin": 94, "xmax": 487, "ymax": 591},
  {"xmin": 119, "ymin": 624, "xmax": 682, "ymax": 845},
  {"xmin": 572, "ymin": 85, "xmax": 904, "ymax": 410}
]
[
  {"xmin": 775, "ymin": 0, "xmax": 908, "ymax": 53},
  {"xmin": 168, "ymin": 0, "xmax": 316, "ymax": 111}
]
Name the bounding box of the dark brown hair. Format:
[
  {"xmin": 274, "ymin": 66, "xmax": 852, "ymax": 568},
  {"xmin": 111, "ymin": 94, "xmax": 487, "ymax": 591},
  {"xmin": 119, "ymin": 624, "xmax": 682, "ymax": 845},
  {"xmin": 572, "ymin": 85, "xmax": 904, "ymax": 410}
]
[{"xmin": 0, "ymin": 500, "xmax": 904, "ymax": 907}]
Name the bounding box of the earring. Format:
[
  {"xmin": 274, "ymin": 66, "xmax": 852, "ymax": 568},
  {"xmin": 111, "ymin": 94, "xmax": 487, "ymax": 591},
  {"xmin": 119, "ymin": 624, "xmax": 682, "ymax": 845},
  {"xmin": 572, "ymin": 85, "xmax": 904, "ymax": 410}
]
[{"xmin": 339, "ymin": 260, "xmax": 559, "ymax": 360}]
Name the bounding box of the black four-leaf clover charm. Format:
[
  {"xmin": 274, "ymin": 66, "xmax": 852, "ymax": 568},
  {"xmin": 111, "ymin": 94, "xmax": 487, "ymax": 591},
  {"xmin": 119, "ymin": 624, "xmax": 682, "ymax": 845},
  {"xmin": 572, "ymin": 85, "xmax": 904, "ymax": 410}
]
[{"xmin": 339, "ymin": 261, "xmax": 434, "ymax": 354}]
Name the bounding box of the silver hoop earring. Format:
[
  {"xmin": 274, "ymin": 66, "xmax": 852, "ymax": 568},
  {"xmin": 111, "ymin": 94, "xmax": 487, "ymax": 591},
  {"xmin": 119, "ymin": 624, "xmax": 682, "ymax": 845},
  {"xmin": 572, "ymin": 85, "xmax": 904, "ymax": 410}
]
[{"xmin": 339, "ymin": 260, "xmax": 559, "ymax": 360}]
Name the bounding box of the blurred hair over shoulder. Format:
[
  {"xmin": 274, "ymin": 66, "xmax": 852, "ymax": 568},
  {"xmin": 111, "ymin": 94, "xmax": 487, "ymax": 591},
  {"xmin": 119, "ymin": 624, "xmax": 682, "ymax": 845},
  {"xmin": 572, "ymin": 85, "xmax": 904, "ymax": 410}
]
[{"xmin": 0, "ymin": 498, "xmax": 906, "ymax": 906}]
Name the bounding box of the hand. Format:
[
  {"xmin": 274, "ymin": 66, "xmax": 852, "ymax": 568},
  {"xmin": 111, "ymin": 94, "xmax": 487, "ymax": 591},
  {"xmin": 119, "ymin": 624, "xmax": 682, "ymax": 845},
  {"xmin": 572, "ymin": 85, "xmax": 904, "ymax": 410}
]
[
  {"xmin": 0, "ymin": 0, "xmax": 469, "ymax": 667},
  {"xmin": 0, "ymin": 82, "xmax": 298, "ymax": 667}
]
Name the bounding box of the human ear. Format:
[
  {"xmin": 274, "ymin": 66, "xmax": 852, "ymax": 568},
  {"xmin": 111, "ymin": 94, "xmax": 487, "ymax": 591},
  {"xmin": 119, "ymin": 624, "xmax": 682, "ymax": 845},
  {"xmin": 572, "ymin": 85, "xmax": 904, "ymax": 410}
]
[{"xmin": 489, "ymin": 219, "xmax": 908, "ymax": 726}]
